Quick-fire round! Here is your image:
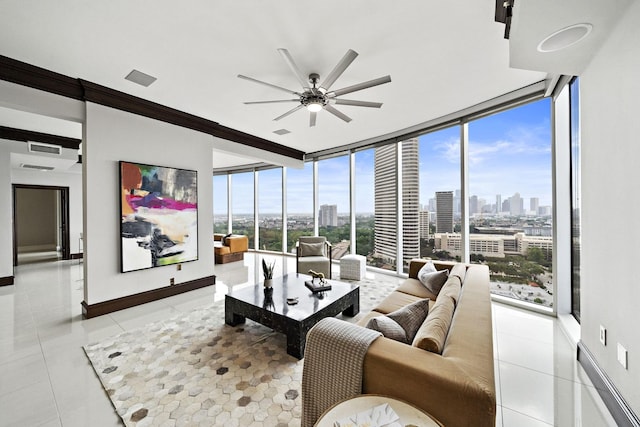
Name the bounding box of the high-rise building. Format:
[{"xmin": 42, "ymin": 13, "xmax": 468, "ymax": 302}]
[
  {"xmin": 401, "ymin": 140, "xmax": 420, "ymax": 265},
  {"xmin": 496, "ymin": 194, "xmax": 502, "ymax": 214},
  {"xmin": 428, "ymin": 198, "xmax": 436, "ymax": 212},
  {"xmin": 374, "ymin": 139, "xmax": 420, "ymax": 267},
  {"xmin": 318, "ymin": 204, "xmax": 337, "ymax": 227},
  {"xmin": 454, "ymin": 189, "xmax": 461, "ymax": 214},
  {"xmin": 436, "ymin": 191, "xmax": 454, "ymax": 233},
  {"xmin": 530, "ymin": 197, "xmax": 539, "ymax": 214},
  {"xmin": 509, "ymin": 192, "xmax": 523, "ymax": 216},
  {"xmin": 374, "ymin": 144, "xmax": 397, "ymax": 263},
  {"xmin": 419, "ymin": 209, "xmax": 430, "ymax": 240},
  {"xmin": 470, "ymin": 195, "xmax": 478, "ymax": 215}
]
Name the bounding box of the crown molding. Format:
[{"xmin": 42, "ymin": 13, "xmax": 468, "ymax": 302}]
[
  {"xmin": 0, "ymin": 55, "xmax": 304, "ymax": 161},
  {"xmin": 0, "ymin": 125, "xmax": 81, "ymax": 150},
  {"xmin": 0, "ymin": 55, "xmax": 84, "ymax": 100}
]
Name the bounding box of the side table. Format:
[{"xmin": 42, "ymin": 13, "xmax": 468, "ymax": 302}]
[{"xmin": 315, "ymin": 394, "xmax": 443, "ymax": 427}]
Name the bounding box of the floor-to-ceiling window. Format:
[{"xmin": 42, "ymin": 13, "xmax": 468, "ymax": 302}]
[
  {"xmin": 214, "ymin": 88, "xmax": 563, "ymax": 314},
  {"xmin": 258, "ymin": 168, "xmax": 282, "ymax": 252},
  {"xmin": 286, "ymin": 162, "xmax": 314, "ymax": 253},
  {"xmin": 570, "ymin": 77, "xmax": 581, "ymax": 321},
  {"xmin": 317, "ymin": 155, "xmax": 350, "ymax": 258},
  {"xmin": 231, "ymin": 172, "xmax": 254, "ymax": 248},
  {"xmin": 212, "ymin": 175, "xmax": 228, "ymax": 234},
  {"xmin": 468, "ymin": 98, "xmax": 553, "ymax": 308},
  {"xmin": 354, "ymin": 148, "xmax": 384, "ymax": 269},
  {"xmin": 418, "ymin": 127, "xmax": 461, "ymax": 262}
]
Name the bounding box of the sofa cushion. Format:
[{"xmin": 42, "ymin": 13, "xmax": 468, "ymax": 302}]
[
  {"xmin": 214, "ymin": 245, "xmax": 230, "ymax": 255},
  {"xmin": 396, "ymin": 278, "xmax": 438, "ymax": 300},
  {"xmin": 222, "ymin": 233, "xmax": 232, "ymax": 245},
  {"xmin": 365, "ymin": 299, "xmax": 430, "ymax": 344},
  {"xmin": 227, "ymin": 235, "xmax": 248, "ymax": 253},
  {"xmin": 299, "ymin": 241, "xmax": 324, "ymax": 257},
  {"xmin": 438, "ymin": 276, "xmax": 462, "ymax": 305},
  {"xmin": 417, "ymin": 262, "xmax": 449, "ymax": 295},
  {"xmin": 373, "ymin": 291, "xmax": 423, "ymax": 315},
  {"xmin": 365, "ymin": 316, "xmax": 407, "ymax": 342},
  {"xmin": 412, "ymin": 294, "xmax": 456, "ymax": 353},
  {"xmin": 449, "ymin": 263, "xmax": 467, "ymax": 283}
]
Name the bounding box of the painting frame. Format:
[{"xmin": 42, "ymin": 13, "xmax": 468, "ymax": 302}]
[{"xmin": 119, "ymin": 160, "xmax": 198, "ymax": 273}]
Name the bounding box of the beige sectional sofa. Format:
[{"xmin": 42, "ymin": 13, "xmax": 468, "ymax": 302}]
[{"xmin": 305, "ymin": 259, "xmax": 495, "ymax": 426}]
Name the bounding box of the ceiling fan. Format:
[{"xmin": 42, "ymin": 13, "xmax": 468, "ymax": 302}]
[{"xmin": 238, "ymin": 48, "xmax": 391, "ymax": 127}]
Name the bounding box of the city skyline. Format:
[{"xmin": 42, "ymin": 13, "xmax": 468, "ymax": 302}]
[{"xmin": 213, "ymin": 98, "xmax": 552, "ymax": 215}]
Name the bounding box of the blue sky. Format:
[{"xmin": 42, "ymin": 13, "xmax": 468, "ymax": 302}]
[{"xmin": 214, "ymin": 98, "xmax": 552, "ymax": 214}]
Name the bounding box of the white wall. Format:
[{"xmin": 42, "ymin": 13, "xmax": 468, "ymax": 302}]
[
  {"xmin": 0, "ymin": 142, "xmax": 13, "ymax": 279},
  {"xmin": 83, "ymin": 102, "xmax": 214, "ymax": 305},
  {"xmin": 12, "ymin": 167, "xmax": 83, "ymax": 254},
  {"xmin": 580, "ymin": 1, "xmax": 640, "ymax": 413}
]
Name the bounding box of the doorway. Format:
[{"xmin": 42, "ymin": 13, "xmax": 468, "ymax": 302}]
[{"xmin": 12, "ymin": 184, "xmax": 70, "ymax": 266}]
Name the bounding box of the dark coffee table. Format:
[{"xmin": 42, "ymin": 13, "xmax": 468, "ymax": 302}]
[{"xmin": 224, "ymin": 273, "xmax": 360, "ymax": 359}]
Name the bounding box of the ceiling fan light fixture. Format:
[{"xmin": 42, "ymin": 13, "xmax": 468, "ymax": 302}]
[{"xmin": 307, "ymin": 102, "xmax": 323, "ymax": 112}]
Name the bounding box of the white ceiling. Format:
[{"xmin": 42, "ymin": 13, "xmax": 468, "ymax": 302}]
[{"xmin": 0, "ymin": 1, "xmax": 629, "ymax": 170}]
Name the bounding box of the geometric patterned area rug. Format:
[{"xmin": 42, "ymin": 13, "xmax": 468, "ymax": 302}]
[{"xmin": 83, "ymin": 277, "xmax": 397, "ymax": 426}]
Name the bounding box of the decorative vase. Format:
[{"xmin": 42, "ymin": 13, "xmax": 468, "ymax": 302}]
[{"xmin": 264, "ymin": 278, "xmax": 273, "ymax": 288}]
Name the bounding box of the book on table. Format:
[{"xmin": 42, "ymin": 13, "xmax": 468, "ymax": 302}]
[{"xmin": 304, "ymin": 280, "xmax": 332, "ymax": 292}]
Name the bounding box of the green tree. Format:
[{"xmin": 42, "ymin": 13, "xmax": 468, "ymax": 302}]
[{"xmin": 526, "ymin": 247, "xmax": 545, "ymax": 264}]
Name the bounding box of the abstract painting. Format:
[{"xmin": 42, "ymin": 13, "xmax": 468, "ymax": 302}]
[{"xmin": 120, "ymin": 161, "xmax": 198, "ymax": 272}]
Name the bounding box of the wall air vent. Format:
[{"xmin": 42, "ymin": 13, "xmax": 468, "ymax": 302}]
[
  {"xmin": 28, "ymin": 141, "xmax": 62, "ymax": 155},
  {"xmin": 20, "ymin": 163, "xmax": 55, "ymax": 171}
]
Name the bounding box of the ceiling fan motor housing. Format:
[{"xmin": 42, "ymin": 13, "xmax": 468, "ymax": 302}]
[{"xmin": 301, "ymin": 92, "xmax": 327, "ymax": 108}]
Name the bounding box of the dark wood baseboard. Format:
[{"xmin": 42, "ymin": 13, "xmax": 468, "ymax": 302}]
[
  {"xmin": 70, "ymin": 252, "xmax": 83, "ymax": 260},
  {"xmin": 81, "ymin": 275, "xmax": 216, "ymax": 319},
  {"xmin": 0, "ymin": 275, "xmax": 14, "ymax": 286},
  {"xmin": 577, "ymin": 341, "xmax": 640, "ymax": 426}
]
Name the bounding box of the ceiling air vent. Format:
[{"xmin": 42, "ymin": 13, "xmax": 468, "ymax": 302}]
[
  {"xmin": 125, "ymin": 69, "xmax": 157, "ymax": 87},
  {"xmin": 28, "ymin": 141, "xmax": 61, "ymax": 155},
  {"xmin": 20, "ymin": 163, "xmax": 55, "ymax": 171}
]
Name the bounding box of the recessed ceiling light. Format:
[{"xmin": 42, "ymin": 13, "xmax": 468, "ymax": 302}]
[
  {"xmin": 125, "ymin": 69, "xmax": 157, "ymax": 87},
  {"xmin": 537, "ymin": 23, "xmax": 593, "ymax": 53},
  {"xmin": 273, "ymin": 129, "xmax": 291, "ymax": 135}
]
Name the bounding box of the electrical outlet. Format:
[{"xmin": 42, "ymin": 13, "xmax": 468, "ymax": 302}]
[
  {"xmin": 170, "ymin": 277, "xmax": 175, "ymax": 286},
  {"xmin": 617, "ymin": 343, "xmax": 628, "ymax": 369},
  {"xmin": 599, "ymin": 325, "xmax": 607, "ymax": 346}
]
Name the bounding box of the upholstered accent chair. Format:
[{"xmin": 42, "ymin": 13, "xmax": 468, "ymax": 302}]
[{"xmin": 296, "ymin": 236, "xmax": 332, "ymax": 279}]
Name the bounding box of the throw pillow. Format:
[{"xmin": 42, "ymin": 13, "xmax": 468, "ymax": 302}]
[
  {"xmin": 299, "ymin": 241, "xmax": 324, "ymax": 257},
  {"xmin": 366, "ymin": 299, "xmax": 430, "ymax": 344},
  {"xmin": 417, "ymin": 262, "xmax": 449, "ymax": 295},
  {"xmin": 365, "ymin": 316, "xmax": 407, "ymax": 342}
]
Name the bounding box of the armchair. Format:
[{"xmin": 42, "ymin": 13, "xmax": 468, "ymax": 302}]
[{"xmin": 296, "ymin": 236, "xmax": 332, "ymax": 279}]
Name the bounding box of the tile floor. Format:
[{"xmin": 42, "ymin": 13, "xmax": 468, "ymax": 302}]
[{"xmin": 0, "ymin": 253, "xmax": 617, "ymax": 427}]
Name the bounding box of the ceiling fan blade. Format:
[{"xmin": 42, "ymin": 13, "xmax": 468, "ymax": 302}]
[
  {"xmin": 238, "ymin": 74, "xmax": 301, "ymax": 96},
  {"xmin": 324, "ymin": 104, "xmax": 352, "ymax": 123},
  {"xmin": 277, "ymin": 48, "xmax": 309, "ymax": 90},
  {"xmin": 244, "ymin": 99, "xmax": 299, "ymax": 105},
  {"xmin": 274, "ymin": 104, "xmax": 304, "ymax": 121},
  {"xmin": 310, "ymin": 111, "xmax": 317, "ymax": 127},
  {"xmin": 320, "ymin": 49, "xmax": 358, "ymax": 91},
  {"xmin": 333, "ymin": 99, "xmax": 383, "ymax": 108},
  {"xmin": 328, "ymin": 75, "xmax": 392, "ymax": 97}
]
